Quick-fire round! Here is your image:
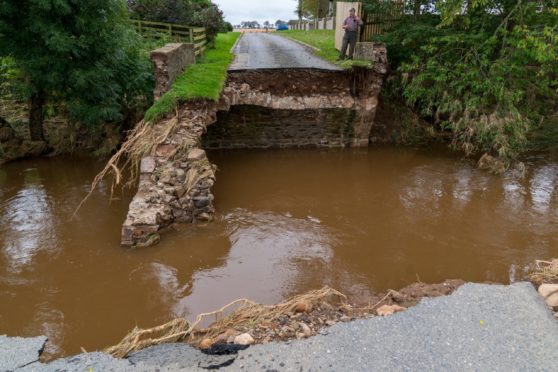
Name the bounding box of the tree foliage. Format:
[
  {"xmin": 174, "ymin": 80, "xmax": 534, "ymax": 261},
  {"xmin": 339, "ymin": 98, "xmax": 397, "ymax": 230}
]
[
  {"xmin": 368, "ymin": 0, "xmax": 558, "ymax": 159},
  {"xmin": 127, "ymin": 0, "xmax": 226, "ymax": 44},
  {"xmin": 0, "ymin": 0, "xmax": 153, "ymax": 140},
  {"xmin": 299, "ymin": 0, "xmax": 331, "ymax": 19}
]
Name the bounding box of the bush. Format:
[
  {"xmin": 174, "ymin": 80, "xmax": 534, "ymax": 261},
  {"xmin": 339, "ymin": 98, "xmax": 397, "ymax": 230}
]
[
  {"xmin": 368, "ymin": 0, "xmax": 558, "ymax": 159},
  {"xmin": 127, "ymin": 0, "xmax": 226, "ymax": 46},
  {"xmin": 223, "ymin": 22, "xmax": 234, "ymax": 32}
]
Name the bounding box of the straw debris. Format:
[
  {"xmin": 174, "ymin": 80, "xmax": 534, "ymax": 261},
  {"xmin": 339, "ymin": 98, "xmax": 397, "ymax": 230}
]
[
  {"xmin": 105, "ymin": 287, "xmax": 348, "ymax": 358},
  {"xmin": 105, "ymin": 280, "xmax": 464, "ymax": 359},
  {"xmin": 529, "ymin": 259, "xmax": 558, "ymax": 286}
]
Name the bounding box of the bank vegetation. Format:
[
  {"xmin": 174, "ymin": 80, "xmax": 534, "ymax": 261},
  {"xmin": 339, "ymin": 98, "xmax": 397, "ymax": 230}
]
[
  {"xmin": 365, "ymin": 0, "xmax": 557, "ymax": 164},
  {"xmin": 0, "ymin": 0, "xmax": 229, "ymax": 164}
]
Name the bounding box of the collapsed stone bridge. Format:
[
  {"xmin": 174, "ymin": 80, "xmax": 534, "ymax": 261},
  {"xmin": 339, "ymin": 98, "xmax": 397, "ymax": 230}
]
[{"xmin": 121, "ymin": 40, "xmax": 387, "ymax": 247}]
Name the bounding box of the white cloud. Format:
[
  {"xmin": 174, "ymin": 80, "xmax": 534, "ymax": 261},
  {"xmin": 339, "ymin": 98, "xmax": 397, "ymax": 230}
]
[{"xmin": 213, "ymin": 0, "xmax": 298, "ymax": 26}]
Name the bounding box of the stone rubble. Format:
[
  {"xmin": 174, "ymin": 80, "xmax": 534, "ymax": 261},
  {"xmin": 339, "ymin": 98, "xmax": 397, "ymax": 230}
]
[{"xmin": 121, "ymin": 102, "xmax": 218, "ymax": 247}]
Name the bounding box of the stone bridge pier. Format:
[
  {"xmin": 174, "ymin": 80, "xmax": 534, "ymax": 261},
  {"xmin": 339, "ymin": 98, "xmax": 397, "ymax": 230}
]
[{"xmin": 122, "ymin": 42, "xmax": 387, "ymax": 247}]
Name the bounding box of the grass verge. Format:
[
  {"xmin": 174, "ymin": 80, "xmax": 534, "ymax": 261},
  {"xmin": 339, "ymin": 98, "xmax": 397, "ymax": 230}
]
[
  {"xmin": 144, "ymin": 32, "xmax": 240, "ymax": 122},
  {"xmin": 277, "ymin": 30, "xmax": 370, "ymax": 69}
]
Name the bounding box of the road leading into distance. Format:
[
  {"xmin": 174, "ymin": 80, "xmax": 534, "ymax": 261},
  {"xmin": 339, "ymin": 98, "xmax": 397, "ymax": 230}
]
[{"xmin": 229, "ymin": 32, "xmax": 341, "ymax": 71}]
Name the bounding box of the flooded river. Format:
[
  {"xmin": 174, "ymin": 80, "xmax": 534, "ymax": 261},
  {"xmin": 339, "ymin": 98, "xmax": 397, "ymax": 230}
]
[{"xmin": 1, "ymin": 146, "xmax": 557, "ymax": 358}]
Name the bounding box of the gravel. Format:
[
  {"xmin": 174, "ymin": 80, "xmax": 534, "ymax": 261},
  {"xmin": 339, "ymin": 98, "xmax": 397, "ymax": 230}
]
[
  {"xmin": 6, "ymin": 282, "xmax": 558, "ymax": 371},
  {"xmin": 229, "ymin": 33, "xmax": 341, "ymax": 71}
]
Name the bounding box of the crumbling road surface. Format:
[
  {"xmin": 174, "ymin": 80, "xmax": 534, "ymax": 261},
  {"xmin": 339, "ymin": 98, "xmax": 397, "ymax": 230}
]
[{"xmin": 6, "ymin": 282, "xmax": 558, "ymax": 371}]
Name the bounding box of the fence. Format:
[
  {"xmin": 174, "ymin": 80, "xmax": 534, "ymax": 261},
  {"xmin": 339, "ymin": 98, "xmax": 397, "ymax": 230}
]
[
  {"xmin": 289, "ymin": 17, "xmax": 336, "ymax": 31},
  {"xmin": 131, "ymin": 19, "xmax": 207, "ymax": 56},
  {"xmin": 360, "ymin": 4, "xmax": 404, "ymax": 41}
]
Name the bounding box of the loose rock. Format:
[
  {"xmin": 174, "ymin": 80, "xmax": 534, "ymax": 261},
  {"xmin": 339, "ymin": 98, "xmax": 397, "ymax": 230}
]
[
  {"xmin": 199, "ymin": 338, "xmax": 213, "ymax": 349},
  {"xmin": 376, "ymin": 304, "xmax": 406, "ymax": 316},
  {"xmin": 294, "ymin": 302, "xmax": 313, "ymax": 313},
  {"xmin": 234, "ymin": 333, "xmax": 254, "ymax": 345},
  {"xmin": 187, "ymin": 148, "xmax": 207, "ymax": 161},
  {"xmin": 538, "ymin": 284, "xmax": 558, "ymax": 308},
  {"xmin": 299, "ymin": 322, "xmax": 312, "ymax": 337}
]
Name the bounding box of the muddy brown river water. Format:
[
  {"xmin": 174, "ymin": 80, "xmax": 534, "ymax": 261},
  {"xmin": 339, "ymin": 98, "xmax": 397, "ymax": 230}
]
[{"xmin": 1, "ymin": 146, "xmax": 557, "ymax": 358}]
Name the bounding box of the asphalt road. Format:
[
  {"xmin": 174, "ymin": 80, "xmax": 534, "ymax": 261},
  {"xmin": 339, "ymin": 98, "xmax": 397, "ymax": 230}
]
[
  {"xmin": 9, "ymin": 282, "xmax": 558, "ymax": 371},
  {"xmin": 228, "ymin": 33, "xmax": 341, "ymax": 71}
]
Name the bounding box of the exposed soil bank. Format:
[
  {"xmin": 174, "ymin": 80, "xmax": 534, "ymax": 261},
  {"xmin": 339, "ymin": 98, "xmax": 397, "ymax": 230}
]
[{"xmin": 0, "ymin": 116, "xmax": 133, "ymax": 166}]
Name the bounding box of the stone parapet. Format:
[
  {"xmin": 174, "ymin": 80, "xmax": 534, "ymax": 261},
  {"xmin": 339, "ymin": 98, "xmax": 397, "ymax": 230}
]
[
  {"xmin": 354, "ymin": 42, "xmax": 388, "ymax": 74},
  {"xmin": 150, "ymin": 43, "xmax": 196, "ymax": 99}
]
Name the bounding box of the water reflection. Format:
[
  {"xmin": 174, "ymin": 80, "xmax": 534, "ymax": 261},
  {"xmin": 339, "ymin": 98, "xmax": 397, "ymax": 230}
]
[
  {"xmin": 171, "ymin": 209, "xmax": 335, "ymax": 317},
  {"xmin": 529, "ymin": 164, "xmax": 558, "ymax": 215},
  {"xmin": 0, "ymin": 168, "xmax": 57, "ymax": 273}
]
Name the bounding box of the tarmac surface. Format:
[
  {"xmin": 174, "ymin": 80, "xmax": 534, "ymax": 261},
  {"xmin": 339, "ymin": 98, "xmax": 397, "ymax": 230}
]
[
  {"xmin": 4, "ymin": 282, "xmax": 558, "ymax": 371},
  {"xmin": 228, "ymin": 33, "xmax": 341, "ymax": 71}
]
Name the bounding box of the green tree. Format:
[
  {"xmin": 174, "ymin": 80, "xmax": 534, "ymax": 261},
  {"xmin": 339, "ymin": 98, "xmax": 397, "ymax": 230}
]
[
  {"xmin": 191, "ymin": 0, "xmax": 225, "ymax": 46},
  {"xmin": 127, "ymin": 0, "xmax": 225, "ymax": 45},
  {"xmin": 127, "ymin": 0, "xmax": 192, "ymax": 24},
  {"xmin": 301, "ymin": 0, "xmax": 330, "ymax": 18},
  {"xmin": 367, "ymin": 0, "xmax": 558, "ymax": 159},
  {"xmin": 0, "ymin": 0, "xmax": 153, "ymax": 141}
]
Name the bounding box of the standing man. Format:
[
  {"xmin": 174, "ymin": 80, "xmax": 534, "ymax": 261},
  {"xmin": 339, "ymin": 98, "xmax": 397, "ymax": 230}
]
[{"xmin": 339, "ymin": 8, "xmax": 363, "ymax": 60}]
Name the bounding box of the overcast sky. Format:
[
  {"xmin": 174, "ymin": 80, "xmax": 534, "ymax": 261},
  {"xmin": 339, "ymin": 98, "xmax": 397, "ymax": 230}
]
[{"xmin": 213, "ymin": 0, "xmax": 298, "ymax": 25}]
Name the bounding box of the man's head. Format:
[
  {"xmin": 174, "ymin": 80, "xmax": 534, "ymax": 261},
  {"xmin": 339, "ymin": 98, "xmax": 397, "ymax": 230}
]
[{"xmin": 349, "ymin": 8, "xmax": 356, "ymax": 16}]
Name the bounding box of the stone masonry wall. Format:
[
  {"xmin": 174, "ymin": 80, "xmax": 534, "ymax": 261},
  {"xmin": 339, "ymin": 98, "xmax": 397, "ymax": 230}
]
[
  {"xmin": 150, "ymin": 43, "xmax": 196, "ymax": 99},
  {"xmin": 204, "ymin": 107, "xmax": 356, "ymax": 149},
  {"xmin": 121, "ymin": 102, "xmax": 217, "ymax": 247}
]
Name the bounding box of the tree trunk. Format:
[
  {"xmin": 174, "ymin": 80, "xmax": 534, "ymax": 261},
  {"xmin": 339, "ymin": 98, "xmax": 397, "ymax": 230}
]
[
  {"xmin": 413, "ymin": 0, "xmax": 421, "ymax": 20},
  {"xmin": 29, "ymin": 90, "xmax": 45, "ymax": 141}
]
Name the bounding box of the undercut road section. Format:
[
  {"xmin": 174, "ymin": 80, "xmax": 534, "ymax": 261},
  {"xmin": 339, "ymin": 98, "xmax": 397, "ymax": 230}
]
[
  {"xmin": 10, "ymin": 282, "xmax": 558, "ymax": 371},
  {"xmin": 229, "ymin": 33, "xmax": 341, "ymax": 71}
]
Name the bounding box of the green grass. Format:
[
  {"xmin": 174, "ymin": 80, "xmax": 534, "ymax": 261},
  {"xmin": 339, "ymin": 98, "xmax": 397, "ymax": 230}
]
[
  {"xmin": 277, "ymin": 30, "xmax": 370, "ymax": 69},
  {"xmin": 144, "ymin": 32, "xmax": 240, "ymax": 122}
]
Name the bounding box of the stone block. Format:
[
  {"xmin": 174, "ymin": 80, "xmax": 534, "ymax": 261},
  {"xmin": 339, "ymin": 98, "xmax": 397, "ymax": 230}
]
[
  {"xmin": 538, "ymin": 284, "xmax": 558, "ymax": 308},
  {"xmin": 121, "ymin": 223, "xmax": 134, "ymax": 246},
  {"xmin": 187, "ymin": 148, "xmax": 207, "ymax": 161},
  {"xmin": 140, "ymin": 157, "xmax": 156, "ymax": 173},
  {"xmin": 0, "ymin": 127, "xmax": 14, "ymax": 141},
  {"xmin": 155, "ymin": 144, "xmax": 177, "ymax": 158},
  {"xmin": 354, "ymin": 42, "xmax": 388, "ymax": 74}
]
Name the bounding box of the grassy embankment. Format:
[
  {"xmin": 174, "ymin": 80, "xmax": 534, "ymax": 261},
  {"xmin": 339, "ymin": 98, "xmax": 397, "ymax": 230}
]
[
  {"xmin": 278, "ymin": 30, "xmax": 370, "ymax": 68},
  {"xmin": 144, "ymin": 32, "xmax": 240, "ymax": 122}
]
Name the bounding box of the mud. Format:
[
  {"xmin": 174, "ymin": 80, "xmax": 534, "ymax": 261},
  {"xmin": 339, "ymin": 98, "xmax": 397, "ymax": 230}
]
[{"xmin": 227, "ymin": 69, "xmax": 352, "ymax": 96}]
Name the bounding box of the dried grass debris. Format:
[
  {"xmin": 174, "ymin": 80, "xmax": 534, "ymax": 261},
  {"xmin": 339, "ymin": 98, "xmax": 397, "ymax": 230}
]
[{"xmin": 529, "ymin": 259, "xmax": 558, "ymax": 285}]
